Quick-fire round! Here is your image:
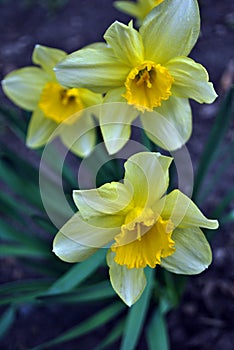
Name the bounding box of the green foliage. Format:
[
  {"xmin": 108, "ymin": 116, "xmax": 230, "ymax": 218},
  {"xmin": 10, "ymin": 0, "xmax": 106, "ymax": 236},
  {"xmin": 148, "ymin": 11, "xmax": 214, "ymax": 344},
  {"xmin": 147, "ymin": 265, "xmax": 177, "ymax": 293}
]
[{"xmin": 193, "ymin": 86, "xmax": 234, "ymax": 203}]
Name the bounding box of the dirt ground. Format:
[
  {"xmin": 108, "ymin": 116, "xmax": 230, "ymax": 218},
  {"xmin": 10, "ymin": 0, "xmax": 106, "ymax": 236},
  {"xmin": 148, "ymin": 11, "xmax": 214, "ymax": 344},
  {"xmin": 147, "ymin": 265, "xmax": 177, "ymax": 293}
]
[{"xmin": 0, "ymin": 0, "xmax": 234, "ymax": 349}]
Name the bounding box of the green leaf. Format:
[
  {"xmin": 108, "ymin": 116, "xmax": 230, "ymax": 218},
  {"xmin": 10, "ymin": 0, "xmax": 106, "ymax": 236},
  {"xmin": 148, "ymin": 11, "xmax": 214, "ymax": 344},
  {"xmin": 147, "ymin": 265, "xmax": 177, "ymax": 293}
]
[
  {"xmin": 0, "ymin": 104, "xmax": 28, "ymax": 137},
  {"xmin": 120, "ymin": 268, "xmax": 154, "ymax": 350},
  {"xmin": 95, "ymin": 319, "xmax": 124, "ymax": 350},
  {"xmin": 146, "ymin": 307, "xmax": 169, "ymax": 350},
  {"xmin": 0, "ymin": 221, "xmax": 49, "ymax": 251},
  {"xmin": 198, "ymin": 140, "xmax": 234, "ymax": 203},
  {"xmin": 212, "ymin": 187, "xmax": 234, "ymax": 219},
  {"xmin": 40, "ymin": 281, "xmax": 115, "ymax": 303},
  {"xmin": 0, "ymin": 307, "xmax": 16, "ymax": 340},
  {"xmin": 0, "ymin": 280, "xmax": 51, "ymax": 295},
  {"xmin": 0, "ymin": 191, "xmax": 27, "ymax": 219},
  {"xmin": 0, "ymin": 244, "xmax": 50, "ymax": 258},
  {"xmin": 222, "ymin": 209, "xmax": 234, "ymax": 224},
  {"xmin": 193, "ymin": 86, "xmax": 234, "ymax": 202},
  {"xmin": 31, "ymin": 302, "xmax": 125, "ymax": 350},
  {"xmin": 0, "ymin": 291, "xmax": 48, "ymax": 306},
  {"xmin": 0, "ymin": 280, "xmax": 51, "ymax": 306},
  {"xmin": 45, "ymin": 249, "xmax": 105, "ymax": 295}
]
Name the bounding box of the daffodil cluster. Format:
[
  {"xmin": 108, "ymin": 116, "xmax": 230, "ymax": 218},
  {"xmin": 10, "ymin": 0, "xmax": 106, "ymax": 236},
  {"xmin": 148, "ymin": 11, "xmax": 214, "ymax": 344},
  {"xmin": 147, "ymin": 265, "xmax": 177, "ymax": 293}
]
[{"xmin": 1, "ymin": 0, "xmax": 219, "ymax": 306}]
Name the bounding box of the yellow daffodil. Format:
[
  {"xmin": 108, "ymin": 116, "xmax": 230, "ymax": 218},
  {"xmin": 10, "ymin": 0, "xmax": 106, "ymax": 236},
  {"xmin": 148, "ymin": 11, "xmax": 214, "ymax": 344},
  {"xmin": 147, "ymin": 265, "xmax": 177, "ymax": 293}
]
[
  {"xmin": 55, "ymin": 0, "xmax": 217, "ymax": 154},
  {"xmin": 53, "ymin": 152, "xmax": 218, "ymax": 306},
  {"xmin": 114, "ymin": 0, "xmax": 165, "ymax": 26},
  {"xmin": 2, "ymin": 45, "xmax": 102, "ymax": 157}
]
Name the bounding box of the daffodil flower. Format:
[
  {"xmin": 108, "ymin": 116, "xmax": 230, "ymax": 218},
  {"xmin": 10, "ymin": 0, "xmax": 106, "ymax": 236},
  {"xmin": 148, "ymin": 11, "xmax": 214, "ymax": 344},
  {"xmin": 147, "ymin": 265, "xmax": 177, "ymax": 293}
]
[
  {"xmin": 55, "ymin": 0, "xmax": 217, "ymax": 154},
  {"xmin": 114, "ymin": 0, "xmax": 164, "ymax": 26},
  {"xmin": 2, "ymin": 45, "xmax": 102, "ymax": 157},
  {"xmin": 53, "ymin": 152, "xmax": 218, "ymax": 306}
]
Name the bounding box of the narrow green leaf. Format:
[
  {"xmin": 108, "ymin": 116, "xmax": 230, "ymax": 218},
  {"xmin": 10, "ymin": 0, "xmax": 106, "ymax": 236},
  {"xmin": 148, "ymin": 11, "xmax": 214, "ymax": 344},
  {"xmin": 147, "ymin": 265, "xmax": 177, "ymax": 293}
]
[
  {"xmin": 120, "ymin": 268, "xmax": 154, "ymax": 350},
  {"xmin": 0, "ymin": 307, "xmax": 16, "ymax": 340},
  {"xmin": 40, "ymin": 281, "xmax": 115, "ymax": 303},
  {"xmin": 30, "ymin": 214, "xmax": 57, "ymax": 235},
  {"xmin": 19, "ymin": 259, "xmax": 65, "ymax": 277},
  {"xmin": 0, "ymin": 105, "xmax": 28, "ymax": 137},
  {"xmin": 95, "ymin": 320, "xmax": 124, "ymax": 350},
  {"xmin": 162, "ymin": 271, "xmax": 187, "ymax": 308},
  {"xmin": 45, "ymin": 249, "xmax": 105, "ymax": 295},
  {"xmin": 0, "ymin": 160, "xmax": 41, "ymax": 209},
  {"xmin": 31, "ymin": 302, "xmax": 125, "ymax": 350},
  {"xmin": 0, "ymin": 191, "xmax": 26, "ymax": 218},
  {"xmin": 0, "ymin": 244, "xmax": 50, "ymax": 258},
  {"xmin": 193, "ymin": 86, "xmax": 234, "ymax": 201},
  {"xmin": 212, "ymin": 187, "xmax": 234, "ymax": 219},
  {"xmin": 0, "ymin": 221, "xmax": 50, "ymax": 253},
  {"xmin": 146, "ymin": 307, "xmax": 169, "ymax": 350},
  {"xmin": 198, "ymin": 140, "xmax": 234, "ymax": 203},
  {"xmin": 0, "ymin": 280, "xmax": 51, "ymax": 296},
  {"xmin": 221, "ymin": 209, "xmax": 234, "ymax": 224},
  {"xmin": 0, "ymin": 290, "xmax": 47, "ymax": 306}
]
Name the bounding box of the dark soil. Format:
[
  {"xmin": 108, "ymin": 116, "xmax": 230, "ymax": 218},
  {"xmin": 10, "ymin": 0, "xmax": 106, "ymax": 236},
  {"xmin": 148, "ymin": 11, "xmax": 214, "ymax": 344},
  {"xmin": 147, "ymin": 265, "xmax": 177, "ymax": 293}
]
[{"xmin": 0, "ymin": 0, "xmax": 234, "ymax": 349}]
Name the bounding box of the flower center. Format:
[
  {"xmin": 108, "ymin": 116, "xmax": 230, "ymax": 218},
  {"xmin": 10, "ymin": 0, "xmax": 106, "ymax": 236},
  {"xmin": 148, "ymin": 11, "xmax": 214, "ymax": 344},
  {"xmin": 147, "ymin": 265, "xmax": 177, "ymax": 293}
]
[
  {"xmin": 123, "ymin": 61, "xmax": 173, "ymax": 112},
  {"xmin": 111, "ymin": 207, "xmax": 175, "ymax": 269},
  {"xmin": 39, "ymin": 82, "xmax": 84, "ymax": 124}
]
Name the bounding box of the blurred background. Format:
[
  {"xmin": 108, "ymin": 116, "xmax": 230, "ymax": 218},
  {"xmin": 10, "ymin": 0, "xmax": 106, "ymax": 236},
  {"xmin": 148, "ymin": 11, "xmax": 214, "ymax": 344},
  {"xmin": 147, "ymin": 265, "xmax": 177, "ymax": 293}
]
[{"xmin": 0, "ymin": 0, "xmax": 234, "ymax": 349}]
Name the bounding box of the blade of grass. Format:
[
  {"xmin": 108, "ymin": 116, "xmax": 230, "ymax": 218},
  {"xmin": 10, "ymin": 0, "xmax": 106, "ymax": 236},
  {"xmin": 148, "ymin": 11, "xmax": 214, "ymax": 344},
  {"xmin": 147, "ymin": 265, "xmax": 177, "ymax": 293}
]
[
  {"xmin": 193, "ymin": 86, "xmax": 234, "ymax": 202},
  {"xmin": 0, "ymin": 105, "xmax": 28, "ymax": 137},
  {"xmin": 0, "ymin": 192, "xmax": 26, "ymax": 219},
  {"xmin": 21, "ymin": 255, "xmax": 69, "ymax": 276},
  {"xmin": 221, "ymin": 209, "xmax": 234, "ymax": 224},
  {"xmin": 30, "ymin": 215, "xmax": 57, "ymax": 235},
  {"xmin": 120, "ymin": 268, "xmax": 154, "ymax": 350},
  {"xmin": 146, "ymin": 306, "xmax": 169, "ymax": 350},
  {"xmin": 0, "ymin": 290, "xmax": 48, "ymax": 306},
  {"xmin": 95, "ymin": 319, "xmax": 124, "ymax": 350},
  {"xmin": 212, "ymin": 187, "xmax": 234, "ymax": 219},
  {"xmin": 0, "ymin": 220, "xmax": 49, "ymax": 250},
  {"xmin": 0, "ymin": 160, "xmax": 42, "ymax": 209},
  {"xmin": 0, "ymin": 307, "xmax": 16, "ymax": 340},
  {"xmin": 0, "ymin": 244, "xmax": 51, "ymax": 258},
  {"xmin": 0, "ymin": 280, "xmax": 51, "ymax": 296},
  {"xmin": 31, "ymin": 302, "xmax": 125, "ymax": 350},
  {"xmin": 45, "ymin": 249, "xmax": 105, "ymax": 295},
  {"xmin": 198, "ymin": 140, "xmax": 234, "ymax": 203},
  {"xmin": 39, "ymin": 281, "xmax": 115, "ymax": 303}
]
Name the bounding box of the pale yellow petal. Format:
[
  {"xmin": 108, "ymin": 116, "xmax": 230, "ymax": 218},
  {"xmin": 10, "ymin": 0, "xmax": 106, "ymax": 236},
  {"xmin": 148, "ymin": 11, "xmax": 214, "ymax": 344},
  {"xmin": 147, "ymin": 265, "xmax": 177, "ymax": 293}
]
[
  {"xmin": 161, "ymin": 227, "xmax": 212, "ymax": 274},
  {"xmin": 59, "ymin": 112, "xmax": 96, "ymax": 157},
  {"xmin": 2, "ymin": 67, "xmax": 49, "ymax": 111},
  {"xmin": 140, "ymin": 0, "xmax": 200, "ymax": 63},
  {"xmin": 124, "ymin": 152, "xmax": 172, "ymax": 208},
  {"xmin": 141, "ymin": 96, "xmax": 192, "ymax": 151},
  {"xmin": 104, "ymin": 21, "xmax": 144, "ymax": 66},
  {"xmin": 166, "ymin": 57, "xmax": 218, "ymax": 103},
  {"xmin": 54, "ymin": 212, "xmax": 122, "ymax": 251},
  {"xmin": 73, "ymin": 181, "xmax": 133, "ymax": 219},
  {"xmin": 26, "ymin": 107, "xmax": 57, "ymax": 148},
  {"xmin": 99, "ymin": 101, "xmax": 139, "ymax": 155},
  {"xmin": 55, "ymin": 45, "xmax": 129, "ymax": 93},
  {"xmin": 53, "ymin": 231, "xmax": 97, "ymax": 263},
  {"xmin": 160, "ymin": 189, "xmax": 219, "ymax": 229},
  {"xmin": 32, "ymin": 44, "xmax": 67, "ymax": 78},
  {"xmin": 107, "ymin": 250, "xmax": 146, "ymax": 306}
]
